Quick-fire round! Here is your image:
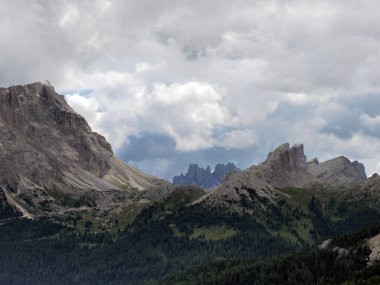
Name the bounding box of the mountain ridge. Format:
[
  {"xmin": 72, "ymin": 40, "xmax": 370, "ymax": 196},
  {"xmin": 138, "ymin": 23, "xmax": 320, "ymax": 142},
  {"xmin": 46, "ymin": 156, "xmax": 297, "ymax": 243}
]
[
  {"xmin": 0, "ymin": 82, "xmax": 380, "ymax": 285},
  {"xmin": 206, "ymin": 143, "xmax": 368, "ymax": 212},
  {"xmin": 0, "ymin": 82, "xmax": 374, "ymax": 230},
  {"xmin": 0, "ymin": 82, "xmax": 170, "ymax": 218}
]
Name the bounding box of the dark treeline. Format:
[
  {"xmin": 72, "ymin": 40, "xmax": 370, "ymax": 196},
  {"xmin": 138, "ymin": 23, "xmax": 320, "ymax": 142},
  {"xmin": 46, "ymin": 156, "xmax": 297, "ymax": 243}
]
[
  {"xmin": 0, "ymin": 197, "xmax": 379, "ymax": 285},
  {"xmin": 0, "ymin": 204, "xmax": 293, "ymax": 285},
  {"xmin": 158, "ymin": 225, "xmax": 380, "ymax": 285}
]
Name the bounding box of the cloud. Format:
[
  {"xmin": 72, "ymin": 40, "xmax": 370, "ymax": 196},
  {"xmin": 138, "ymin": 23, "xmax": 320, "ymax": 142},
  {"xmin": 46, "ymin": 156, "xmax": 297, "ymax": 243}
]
[
  {"xmin": 65, "ymin": 92, "xmax": 103, "ymax": 133},
  {"xmin": 1, "ymin": 0, "xmax": 380, "ymax": 179},
  {"xmin": 361, "ymin": 114, "xmax": 380, "ymax": 130},
  {"xmin": 58, "ymin": 4, "xmax": 79, "ymax": 27},
  {"xmin": 361, "ymin": 114, "xmax": 380, "ymax": 138},
  {"xmin": 67, "ymin": 76, "xmax": 238, "ymax": 151},
  {"xmin": 216, "ymin": 129, "xmax": 257, "ymax": 149}
]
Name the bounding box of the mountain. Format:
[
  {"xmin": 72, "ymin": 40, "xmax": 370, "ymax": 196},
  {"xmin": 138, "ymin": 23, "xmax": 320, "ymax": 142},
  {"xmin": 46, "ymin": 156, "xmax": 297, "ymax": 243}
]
[
  {"xmin": 206, "ymin": 143, "xmax": 368, "ymax": 212},
  {"xmin": 307, "ymin": 156, "xmax": 367, "ymax": 188},
  {"xmin": 0, "ymin": 83, "xmax": 380, "ymax": 285},
  {"xmin": 0, "ymin": 82, "xmax": 170, "ymax": 219},
  {"xmin": 173, "ymin": 162, "xmax": 241, "ymax": 189},
  {"xmin": 243, "ymin": 142, "xmax": 367, "ymax": 189}
]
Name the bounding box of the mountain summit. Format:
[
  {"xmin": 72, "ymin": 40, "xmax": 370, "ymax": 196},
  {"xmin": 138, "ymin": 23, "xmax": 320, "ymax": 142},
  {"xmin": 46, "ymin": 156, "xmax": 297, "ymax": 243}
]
[
  {"xmin": 0, "ymin": 82, "xmax": 369, "ymax": 223},
  {"xmin": 208, "ymin": 143, "xmax": 367, "ymax": 211},
  {"xmin": 253, "ymin": 143, "xmax": 312, "ymax": 187},
  {"xmin": 173, "ymin": 163, "xmax": 241, "ymax": 189},
  {"xmin": 0, "ymin": 83, "xmax": 378, "ymax": 285},
  {"xmin": 0, "ymin": 82, "xmax": 168, "ymax": 218}
]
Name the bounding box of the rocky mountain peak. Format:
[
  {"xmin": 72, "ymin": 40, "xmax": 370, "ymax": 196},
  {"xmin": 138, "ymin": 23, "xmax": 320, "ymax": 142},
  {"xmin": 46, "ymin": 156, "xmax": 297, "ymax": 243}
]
[
  {"xmin": 259, "ymin": 144, "xmax": 367, "ymax": 188},
  {"xmin": 214, "ymin": 163, "xmax": 241, "ymax": 182},
  {"xmin": 0, "ymin": 82, "xmax": 168, "ymax": 217},
  {"xmin": 257, "ymin": 143, "xmax": 311, "ymax": 187},
  {"xmin": 307, "ymin": 156, "xmax": 367, "ymax": 188},
  {"xmin": 173, "ymin": 163, "xmax": 241, "ymax": 189},
  {"xmin": 208, "ymin": 142, "xmax": 369, "ymax": 212},
  {"xmin": 264, "ymin": 143, "xmax": 307, "ymax": 169}
]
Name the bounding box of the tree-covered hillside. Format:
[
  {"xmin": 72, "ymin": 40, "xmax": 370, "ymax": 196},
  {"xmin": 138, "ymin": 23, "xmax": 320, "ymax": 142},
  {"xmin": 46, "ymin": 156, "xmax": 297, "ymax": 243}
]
[
  {"xmin": 0, "ymin": 186, "xmax": 380, "ymax": 285},
  {"xmin": 158, "ymin": 225, "xmax": 380, "ymax": 285}
]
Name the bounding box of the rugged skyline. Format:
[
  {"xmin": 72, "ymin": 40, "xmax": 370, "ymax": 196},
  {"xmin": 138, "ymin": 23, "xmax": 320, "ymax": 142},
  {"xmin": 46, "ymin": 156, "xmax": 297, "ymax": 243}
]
[
  {"xmin": 173, "ymin": 162, "xmax": 241, "ymax": 189},
  {"xmin": 0, "ymin": 83, "xmax": 379, "ymax": 284},
  {"xmin": 1, "ymin": 1, "xmax": 380, "ymax": 179}
]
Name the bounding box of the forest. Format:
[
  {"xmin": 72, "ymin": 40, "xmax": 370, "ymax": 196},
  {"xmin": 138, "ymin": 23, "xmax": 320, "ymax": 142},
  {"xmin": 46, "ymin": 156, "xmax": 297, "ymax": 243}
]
[{"xmin": 0, "ymin": 189, "xmax": 380, "ymax": 285}]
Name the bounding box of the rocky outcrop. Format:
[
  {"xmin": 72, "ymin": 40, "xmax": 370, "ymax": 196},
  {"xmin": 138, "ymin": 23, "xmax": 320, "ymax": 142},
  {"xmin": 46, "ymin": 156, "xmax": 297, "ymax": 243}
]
[
  {"xmin": 253, "ymin": 143, "xmax": 312, "ymax": 188},
  {"xmin": 247, "ymin": 143, "xmax": 367, "ymax": 189},
  {"xmin": 0, "ymin": 82, "xmax": 169, "ymax": 217},
  {"xmin": 173, "ymin": 163, "xmax": 241, "ymax": 189},
  {"xmin": 307, "ymin": 156, "xmax": 367, "ymax": 188},
  {"xmin": 207, "ymin": 143, "xmax": 309, "ymax": 211},
  {"xmin": 368, "ymin": 232, "xmax": 380, "ymax": 266},
  {"xmin": 207, "ymin": 143, "xmax": 369, "ymax": 212},
  {"xmin": 307, "ymin": 157, "xmax": 319, "ymax": 166}
]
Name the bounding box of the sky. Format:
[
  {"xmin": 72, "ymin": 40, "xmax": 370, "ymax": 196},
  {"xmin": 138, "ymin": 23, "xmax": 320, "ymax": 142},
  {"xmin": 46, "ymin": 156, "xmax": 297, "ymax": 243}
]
[{"xmin": 1, "ymin": 0, "xmax": 380, "ymax": 180}]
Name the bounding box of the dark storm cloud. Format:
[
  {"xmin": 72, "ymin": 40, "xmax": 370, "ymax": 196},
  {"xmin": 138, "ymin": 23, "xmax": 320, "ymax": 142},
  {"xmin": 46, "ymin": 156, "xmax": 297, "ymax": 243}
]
[{"xmin": 118, "ymin": 133, "xmax": 177, "ymax": 161}]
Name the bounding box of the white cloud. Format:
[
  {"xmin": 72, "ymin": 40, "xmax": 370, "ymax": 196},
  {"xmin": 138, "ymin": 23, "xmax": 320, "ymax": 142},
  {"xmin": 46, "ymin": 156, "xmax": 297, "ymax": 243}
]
[
  {"xmin": 216, "ymin": 129, "xmax": 257, "ymax": 149},
  {"xmin": 65, "ymin": 93, "xmax": 103, "ymax": 132},
  {"xmin": 135, "ymin": 62, "xmax": 152, "ymax": 73},
  {"xmin": 64, "ymin": 75, "xmax": 237, "ymax": 151},
  {"xmin": 149, "ymin": 81, "xmax": 236, "ymax": 151},
  {"xmin": 1, "ymin": 0, "xmax": 380, "ymax": 178},
  {"xmin": 361, "ymin": 114, "xmax": 380, "ymax": 131},
  {"xmin": 59, "ymin": 4, "xmax": 79, "ymax": 27}
]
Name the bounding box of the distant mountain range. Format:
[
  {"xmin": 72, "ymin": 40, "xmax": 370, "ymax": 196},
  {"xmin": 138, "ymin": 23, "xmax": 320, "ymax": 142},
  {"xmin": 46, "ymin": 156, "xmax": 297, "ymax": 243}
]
[
  {"xmin": 173, "ymin": 163, "xmax": 241, "ymax": 189},
  {"xmin": 1, "ymin": 81, "xmax": 380, "ymax": 285}
]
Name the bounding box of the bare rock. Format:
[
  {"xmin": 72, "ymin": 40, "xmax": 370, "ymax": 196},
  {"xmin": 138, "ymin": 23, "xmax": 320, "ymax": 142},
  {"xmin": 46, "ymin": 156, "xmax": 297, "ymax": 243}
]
[
  {"xmin": 173, "ymin": 162, "xmax": 241, "ymax": 189},
  {"xmin": 254, "ymin": 143, "xmax": 312, "ymax": 188},
  {"xmin": 207, "ymin": 142, "xmax": 369, "ymax": 212},
  {"xmin": 307, "ymin": 157, "xmax": 319, "ymax": 166},
  {"xmin": 307, "ymin": 156, "xmax": 367, "ymax": 188},
  {"xmin": 0, "ymin": 82, "xmax": 169, "ymax": 216},
  {"xmin": 368, "ymin": 233, "xmax": 380, "ymax": 266}
]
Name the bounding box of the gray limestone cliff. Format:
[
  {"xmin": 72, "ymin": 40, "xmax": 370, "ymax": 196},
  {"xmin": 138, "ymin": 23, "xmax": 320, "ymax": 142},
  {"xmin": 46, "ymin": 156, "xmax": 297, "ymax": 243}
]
[
  {"xmin": 207, "ymin": 143, "xmax": 368, "ymax": 211},
  {"xmin": 307, "ymin": 156, "xmax": 367, "ymax": 187},
  {"xmin": 0, "ymin": 82, "xmax": 169, "ymax": 218},
  {"xmin": 253, "ymin": 143, "xmax": 312, "ymax": 188}
]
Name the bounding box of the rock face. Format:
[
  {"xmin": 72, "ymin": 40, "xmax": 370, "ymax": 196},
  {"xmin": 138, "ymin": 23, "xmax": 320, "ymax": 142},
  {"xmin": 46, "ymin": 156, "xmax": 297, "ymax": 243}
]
[
  {"xmin": 0, "ymin": 82, "xmax": 169, "ymax": 217},
  {"xmin": 173, "ymin": 163, "xmax": 241, "ymax": 189},
  {"xmin": 307, "ymin": 156, "xmax": 367, "ymax": 188},
  {"xmin": 367, "ymin": 233, "xmax": 380, "ymax": 266},
  {"xmin": 307, "ymin": 157, "xmax": 319, "ymax": 166},
  {"xmin": 207, "ymin": 143, "xmax": 368, "ymax": 211},
  {"xmin": 253, "ymin": 143, "xmax": 312, "ymax": 188},
  {"xmin": 248, "ymin": 143, "xmax": 367, "ymax": 189},
  {"xmin": 207, "ymin": 143, "xmax": 310, "ymax": 211}
]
